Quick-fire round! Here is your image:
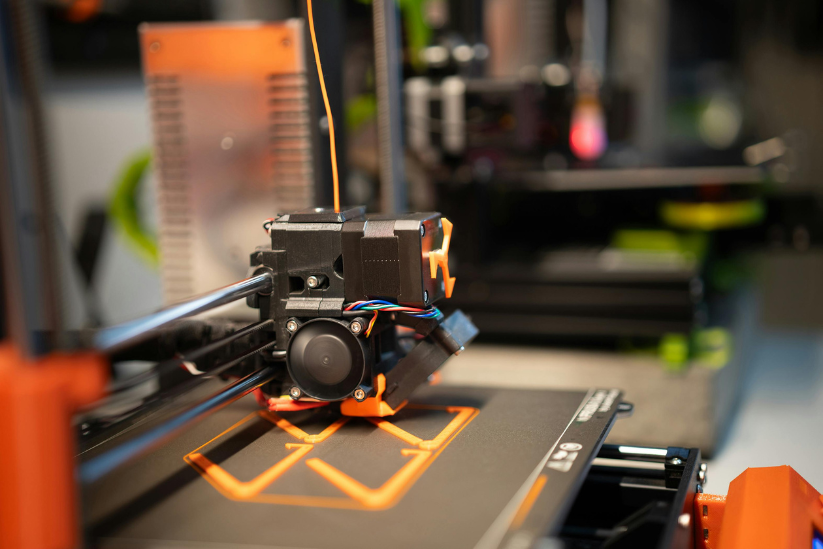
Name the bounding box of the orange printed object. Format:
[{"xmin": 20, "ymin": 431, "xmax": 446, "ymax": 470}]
[
  {"xmin": 340, "ymin": 374, "xmax": 406, "ymax": 417},
  {"xmin": 429, "ymin": 217, "xmax": 456, "ymax": 298},
  {"xmin": 306, "ymin": 449, "xmax": 431, "ymax": 508},
  {"xmin": 696, "ymin": 466, "xmax": 823, "ymax": 549},
  {"xmin": 367, "ymin": 406, "xmax": 475, "ymax": 450},
  {"xmin": 367, "ymin": 417, "xmax": 423, "ymax": 446},
  {"xmin": 185, "ymin": 404, "xmax": 478, "ymax": 510},
  {"xmin": 188, "ymin": 443, "xmax": 313, "ymax": 499},
  {"xmin": 0, "ymin": 344, "xmax": 108, "ymax": 549},
  {"xmin": 261, "ymin": 410, "xmax": 349, "ymax": 443}
]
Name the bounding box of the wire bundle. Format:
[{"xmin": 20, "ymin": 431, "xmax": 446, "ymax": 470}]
[
  {"xmin": 345, "ymin": 300, "xmax": 442, "ymax": 337},
  {"xmin": 344, "ymin": 300, "xmax": 441, "ymax": 319},
  {"xmin": 262, "ymin": 218, "xmax": 275, "ymax": 235}
]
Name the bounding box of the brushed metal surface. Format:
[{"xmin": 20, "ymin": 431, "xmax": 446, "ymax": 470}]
[{"xmin": 140, "ymin": 22, "xmax": 315, "ymax": 311}]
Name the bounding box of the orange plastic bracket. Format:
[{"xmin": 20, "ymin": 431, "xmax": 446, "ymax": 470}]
[
  {"xmin": 340, "ymin": 374, "xmax": 406, "ymax": 417},
  {"xmin": 697, "ymin": 466, "xmax": 823, "ymax": 549},
  {"xmin": 0, "ymin": 344, "xmax": 108, "ymax": 549},
  {"xmin": 694, "ymin": 493, "xmax": 727, "ymax": 549},
  {"xmin": 428, "ymin": 217, "xmax": 456, "ymax": 298}
]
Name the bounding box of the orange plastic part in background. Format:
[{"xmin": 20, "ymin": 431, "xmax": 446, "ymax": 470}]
[
  {"xmin": 696, "ymin": 466, "xmax": 823, "ymax": 549},
  {"xmin": 0, "ymin": 344, "xmax": 108, "ymax": 549}
]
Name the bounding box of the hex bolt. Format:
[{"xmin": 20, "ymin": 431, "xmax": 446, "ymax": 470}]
[
  {"xmin": 289, "ymin": 386, "xmax": 302, "ymax": 400},
  {"xmin": 353, "ymin": 388, "xmax": 367, "ymax": 401},
  {"xmin": 350, "ymin": 320, "xmax": 363, "ymax": 334},
  {"xmin": 286, "ymin": 319, "xmax": 298, "ymax": 333},
  {"xmin": 678, "ymin": 513, "xmax": 691, "ymax": 528},
  {"xmin": 307, "ymin": 275, "xmax": 319, "ymax": 289}
]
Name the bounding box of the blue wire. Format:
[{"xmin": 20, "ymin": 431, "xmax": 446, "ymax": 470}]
[{"xmin": 349, "ymin": 300, "xmax": 441, "ymax": 318}]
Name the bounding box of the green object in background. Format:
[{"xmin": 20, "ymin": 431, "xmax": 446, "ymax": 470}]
[
  {"xmin": 710, "ymin": 257, "xmax": 753, "ymax": 293},
  {"xmin": 346, "ymin": 93, "xmax": 378, "ymax": 132},
  {"xmin": 658, "ymin": 329, "xmax": 732, "ymax": 370},
  {"xmin": 398, "ymin": 0, "xmax": 431, "ymax": 71},
  {"xmin": 357, "ymin": 0, "xmax": 432, "ymax": 72},
  {"xmin": 693, "ymin": 328, "xmax": 732, "ymax": 369},
  {"xmin": 109, "ymin": 150, "xmax": 159, "ymax": 267},
  {"xmin": 612, "ymin": 229, "xmax": 709, "ymax": 262},
  {"xmin": 661, "ymin": 199, "xmax": 765, "ymax": 231},
  {"xmin": 659, "ymin": 333, "xmax": 690, "ymax": 370}
]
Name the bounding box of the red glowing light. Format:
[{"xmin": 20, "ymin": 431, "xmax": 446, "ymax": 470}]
[
  {"xmin": 569, "ymin": 101, "xmax": 608, "ymax": 161},
  {"xmin": 570, "ymin": 120, "xmax": 607, "ymax": 160}
]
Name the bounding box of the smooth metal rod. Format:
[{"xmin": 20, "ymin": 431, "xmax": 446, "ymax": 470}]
[
  {"xmin": 79, "ymin": 338, "xmax": 277, "ymax": 456},
  {"xmin": 94, "ymin": 272, "xmax": 273, "ymax": 353},
  {"xmin": 598, "ymin": 444, "xmax": 668, "ymax": 462},
  {"xmin": 109, "ymin": 319, "xmax": 275, "ymax": 392},
  {"xmin": 373, "ymin": 0, "xmax": 407, "ymax": 213},
  {"xmin": 79, "ymin": 364, "xmax": 278, "ymax": 484}
]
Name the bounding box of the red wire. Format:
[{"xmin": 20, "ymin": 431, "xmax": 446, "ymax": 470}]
[{"xmin": 366, "ymin": 311, "xmax": 378, "ymax": 337}]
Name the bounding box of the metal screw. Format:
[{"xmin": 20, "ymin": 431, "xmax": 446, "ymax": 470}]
[
  {"xmin": 350, "ymin": 320, "xmax": 363, "ymax": 334},
  {"xmin": 420, "ymin": 225, "xmax": 425, "ymax": 237},
  {"xmin": 670, "ymin": 457, "xmax": 683, "ymax": 466},
  {"xmin": 677, "ymin": 513, "xmax": 691, "ymax": 529},
  {"xmin": 423, "ymin": 290, "xmax": 429, "ymax": 303},
  {"xmin": 307, "ymin": 275, "xmax": 319, "ymax": 289},
  {"xmin": 286, "ymin": 320, "xmax": 298, "ymax": 333},
  {"xmin": 698, "ymin": 462, "xmax": 708, "ymax": 483},
  {"xmin": 353, "ymin": 388, "xmax": 367, "ymax": 401},
  {"xmin": 696, "ymin": 484, "xmax": 703, "ymax": 494},
  {"xmin": 289, "ymin": 386, "xmax": 302, "ymax": 400}
]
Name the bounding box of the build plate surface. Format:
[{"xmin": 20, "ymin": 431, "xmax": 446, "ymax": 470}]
[{"xmin": 85, "ymin": 386, "xmax": 621, "ymax": 549}]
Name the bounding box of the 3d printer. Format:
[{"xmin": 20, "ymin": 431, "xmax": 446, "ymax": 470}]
[{"xmin": 249, "ymin": 206, "xmax": 476, "ymax": 415}]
